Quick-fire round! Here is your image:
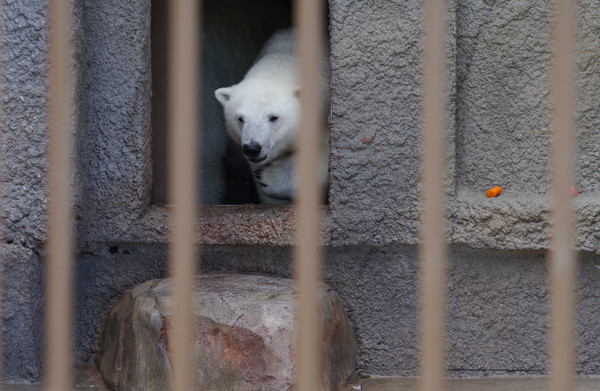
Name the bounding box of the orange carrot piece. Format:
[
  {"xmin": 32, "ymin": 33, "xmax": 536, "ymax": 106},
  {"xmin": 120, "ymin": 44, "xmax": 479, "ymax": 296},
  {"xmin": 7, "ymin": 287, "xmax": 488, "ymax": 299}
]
[{"xmin": 486, "ymin": 186, "xmax": 502, "ymax": 198}]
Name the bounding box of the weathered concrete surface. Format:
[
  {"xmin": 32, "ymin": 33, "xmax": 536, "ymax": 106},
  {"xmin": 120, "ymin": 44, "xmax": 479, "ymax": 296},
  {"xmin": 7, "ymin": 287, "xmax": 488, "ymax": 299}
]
[
  {"xmin": 327, "ymin": 1, "xmax": 456, "ymax": 248},
  {"xmin": 1, "ymin": 244, "xmax": 44, "ymax": 382},
  {"xmin": 1, "ymin": 1, "xmax": 49, "ymax": 249},
  {"xmin": 328, "ymin": 1, "xmax": 425, "ymax": 247},
  {"xmin": 110, "ymin": 205, "xmax": 303, "ymax": 246},
  {"xmin": 75, "ymin": 0, "xmax": 153, "ymax": 234},
  {"xmin": 576, "ymin": 1, "xmax": 600, "ymax": 193},
  {"xmin": 1, "ymin": 0, "xmax": 53, "ymax": 382},
  {"xmin": 452, "ymin": 0, "xmax": 600, "ymax": 252},
  {"xmin": 97, "ymin": 274, "xmax": 356, "ymax": 391},
  {"xmin": 327, "ymin": 245, "xmax": 549, "ymax": 378},
  {"xmin": 0, "ymin": 366, "xmax": 109, "ymax": 391},
  {"xmin": 0, "ymin": 0, "xmax": 87, "ymax": 381},
  {"xmin": 326, "ymin": 0, "xmax": 600, "ymax": 253},
  {"xmin": 456, "ymin": 0, "xmax": 552, "ymax": 193},
  {"xmin": 455, "ymin": 0, "xmax": 600, "ymax": 195}
]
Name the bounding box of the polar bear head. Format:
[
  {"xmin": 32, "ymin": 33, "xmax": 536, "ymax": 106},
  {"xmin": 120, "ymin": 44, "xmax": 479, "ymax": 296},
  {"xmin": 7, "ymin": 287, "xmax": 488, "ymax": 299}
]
[{"xmin": 215, "ymin": 79, "xmax": 299, "ymax": 166}]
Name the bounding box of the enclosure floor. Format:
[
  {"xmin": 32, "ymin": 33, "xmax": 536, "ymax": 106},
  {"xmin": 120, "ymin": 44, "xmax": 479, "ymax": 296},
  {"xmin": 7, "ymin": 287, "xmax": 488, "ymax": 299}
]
[
  {"xmin": 4, "ymin": 369, "xmax": 600, "ymax": 390},
  {"xmin": 3, "ymin": 366, "xmax": 109, "ymax": 391},
  {"xmin": 358, "ymin": 376, "xmax": 600, "ymax": 391}
]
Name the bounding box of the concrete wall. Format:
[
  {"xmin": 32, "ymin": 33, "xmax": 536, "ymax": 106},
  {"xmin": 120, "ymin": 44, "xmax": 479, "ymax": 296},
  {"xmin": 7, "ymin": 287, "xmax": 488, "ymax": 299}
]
[
  {"xmin": 2, "ymin": 0, "xmax": 50, "ymax": 381},
  {"xmin": 2, "ymin": 0, "xmax": 600, "ymax": 383}
]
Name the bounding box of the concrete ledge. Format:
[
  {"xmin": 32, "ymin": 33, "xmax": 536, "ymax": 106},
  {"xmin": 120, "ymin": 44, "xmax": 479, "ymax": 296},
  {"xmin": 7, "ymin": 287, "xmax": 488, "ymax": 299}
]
[
  {"xmin": 81, "ymin": 194, "xmax": 600, "ymax": 253},
  {"xmin": 452, "ymin": 190, "xmax": 600, "ymax": 253},
  {"xmin": 81, "ymin": 205, "xmax": 302, "ymax": 246}
]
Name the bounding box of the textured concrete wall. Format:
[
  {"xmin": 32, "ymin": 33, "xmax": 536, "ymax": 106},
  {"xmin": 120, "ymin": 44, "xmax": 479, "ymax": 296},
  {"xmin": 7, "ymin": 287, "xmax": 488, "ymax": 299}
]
[
  {"xmin": 329, "ymin": 0, "xmax": 600, "ymax": 252},
  {"xmin": 456, "ymin": 0, "xmax": 553, "ymax": 193},
  {"xmin": 328, "ymin": 0, "xmax": 452, "ymax": 247},
  {"xmin": 1, "ymin": 0, "xmax": 49, "ymax": 381},
  {"xmin": 3, "ymin": 0, "xmax": 600, "ymax": 383},
  {"xmin": 75, "ymin": 0, "xmax": 153, "ymax": 242},
  {"xmin": 452, "ymin": 0, "xmax": 600, "ymax": 252},
  {"xmin": 0, "ymin": 0, "xmax": 87, "ymax": 381}
]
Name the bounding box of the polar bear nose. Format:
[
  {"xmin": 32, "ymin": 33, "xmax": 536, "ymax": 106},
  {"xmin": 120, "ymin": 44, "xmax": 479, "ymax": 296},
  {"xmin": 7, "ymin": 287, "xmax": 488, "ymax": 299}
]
[{"xmin": 242, "ymin": 141, "xmax": 263, "ymax": 161}]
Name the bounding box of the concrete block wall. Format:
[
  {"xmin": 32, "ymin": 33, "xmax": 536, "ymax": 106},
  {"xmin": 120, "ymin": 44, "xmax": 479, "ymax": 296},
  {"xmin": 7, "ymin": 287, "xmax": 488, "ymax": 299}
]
[
  {"xmin": 2, "ymin": 0, "xmax": 51, "ymax": 381},
  {"xmin": 1, "ymin": 0, "xmax": 600, "ymax": 382}
]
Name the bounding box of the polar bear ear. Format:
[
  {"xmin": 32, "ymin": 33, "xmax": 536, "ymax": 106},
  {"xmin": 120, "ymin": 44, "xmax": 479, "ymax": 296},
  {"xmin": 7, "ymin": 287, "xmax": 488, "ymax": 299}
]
[{"xmin": 215, "ymin": 87, "xmax": 233, "ymax": 106}]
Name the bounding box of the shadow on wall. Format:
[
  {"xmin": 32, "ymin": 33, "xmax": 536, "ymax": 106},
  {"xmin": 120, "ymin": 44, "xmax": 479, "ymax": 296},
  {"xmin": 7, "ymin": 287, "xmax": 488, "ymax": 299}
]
[{"xmin": 151, "ymin": 0, "xmax": 294, "ymax": 205}]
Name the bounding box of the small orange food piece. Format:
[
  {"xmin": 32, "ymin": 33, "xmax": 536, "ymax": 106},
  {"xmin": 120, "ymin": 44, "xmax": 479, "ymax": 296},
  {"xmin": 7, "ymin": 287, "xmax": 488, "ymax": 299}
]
[
  {"xmin": 570, "ymin": 185, "xmax": 579, "ymax": 198},
  {"xmin": 486, "ymin": 186, "xmax": 502, "ymax": 198}
]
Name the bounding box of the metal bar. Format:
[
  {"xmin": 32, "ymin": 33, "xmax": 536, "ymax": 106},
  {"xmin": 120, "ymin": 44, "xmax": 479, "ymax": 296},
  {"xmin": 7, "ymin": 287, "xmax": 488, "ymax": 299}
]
[
  {"xmin": 45, "ymin": 0, "xmax": 73, "ymax": 390},
  {"xmin": 419, "ymin": 0, "xmax": 448, "ymax": 390},
  {"xmin": 549, "ymin": 0, "xmax": 577, "ymax": 390},
  {"xmin": 293, "ymin": 0, "xmax": 325, "ymax": 390},
  {"xmin": 167, "ymin": 0, "xmax": 200, "ymax": 390}
]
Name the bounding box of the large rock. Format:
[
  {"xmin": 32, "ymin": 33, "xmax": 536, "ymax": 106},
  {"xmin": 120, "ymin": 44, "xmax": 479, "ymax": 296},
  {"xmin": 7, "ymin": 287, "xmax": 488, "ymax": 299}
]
[{"xmin": 96, "ymin": 274, "xmax": 356, "ymax": 391}]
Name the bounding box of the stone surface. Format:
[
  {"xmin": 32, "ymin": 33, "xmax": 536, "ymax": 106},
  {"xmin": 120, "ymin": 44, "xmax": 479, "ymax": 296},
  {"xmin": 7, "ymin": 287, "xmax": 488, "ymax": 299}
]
[
  {"xmin": 328, "ymin": 1, "xmax": 436, "ymax": 247},
  {"xmin": 451, "ymin": 0, "xmax": 600, "ymax": 252},
  {"xmin": 96, "ymin": 274, "xmax": 356, "ymax": 391},
  {"xmin": 0, "ymin": 0, "xmax": 87, "ymax": 381},
  {"xmin": 0, "ymin": 0, "xmax": 75, "ymax": 381},
  {"xmin": 1, "ymin": 244, "xmax": 44, "ymax": 382},
  {"xmin": 455, "ymin": 0, "xmax": 553, "ymax": 193},
  {"xmin": 75, "ymin": 0, "xmax": 153, "ymax": 235}
]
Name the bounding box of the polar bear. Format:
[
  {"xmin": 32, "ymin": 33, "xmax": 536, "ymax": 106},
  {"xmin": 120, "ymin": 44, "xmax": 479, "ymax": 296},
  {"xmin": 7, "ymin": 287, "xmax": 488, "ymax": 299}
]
[
  {"xmin": 199, "ymin": 0, "xmax": 292, "ymax": 204},
  {"xmin": 214, "ymin": 28, "xmax": 329, "ymax": 204}
]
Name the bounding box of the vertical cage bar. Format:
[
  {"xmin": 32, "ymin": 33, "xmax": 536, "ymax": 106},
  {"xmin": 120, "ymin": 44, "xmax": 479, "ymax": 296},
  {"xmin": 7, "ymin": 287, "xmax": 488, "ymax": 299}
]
[
  {"xmin": 293, "ymin": 0, "xmax": 325, "ymax": 390},
  {"xmin": 419, "ymin": 0, "xmax": 448, "ymax": 390},
  {"xmin": 167, "ymin": 0, "xmax": 200, "ymax": 390},
  {"xmin": 549, "ymin": 0, "xmax": 577, "ymax": 390},
  {"xmin": 46, "ymin": 0, "xmax": 73, "ymax": 390}
]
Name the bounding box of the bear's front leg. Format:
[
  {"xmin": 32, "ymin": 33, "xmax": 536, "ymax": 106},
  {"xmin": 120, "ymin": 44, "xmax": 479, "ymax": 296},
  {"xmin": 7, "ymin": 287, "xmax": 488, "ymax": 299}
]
[{"xmin": 254, "ymin": 155, "xmax": 295, "ymax": 202}]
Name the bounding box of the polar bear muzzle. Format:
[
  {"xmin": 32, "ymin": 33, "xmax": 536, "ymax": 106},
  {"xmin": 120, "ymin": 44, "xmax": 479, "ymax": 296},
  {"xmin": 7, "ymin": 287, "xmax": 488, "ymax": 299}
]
[{"xmin": 242, "ymin": 141, "xmax": 266, "ymax": 163}]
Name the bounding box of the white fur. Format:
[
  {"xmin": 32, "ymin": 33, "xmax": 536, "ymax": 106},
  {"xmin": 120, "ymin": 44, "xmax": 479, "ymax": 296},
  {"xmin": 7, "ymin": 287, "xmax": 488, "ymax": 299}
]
[{"xmin": 215, "ymin": 28, "xmax": 329, "ymax": 204}]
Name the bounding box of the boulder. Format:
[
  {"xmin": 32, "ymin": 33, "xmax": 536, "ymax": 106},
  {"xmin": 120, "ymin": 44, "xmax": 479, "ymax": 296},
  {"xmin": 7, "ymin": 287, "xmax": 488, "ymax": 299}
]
[{"xmin": 96, "ymin": 274, "xmax": 356, "ymax": 391}]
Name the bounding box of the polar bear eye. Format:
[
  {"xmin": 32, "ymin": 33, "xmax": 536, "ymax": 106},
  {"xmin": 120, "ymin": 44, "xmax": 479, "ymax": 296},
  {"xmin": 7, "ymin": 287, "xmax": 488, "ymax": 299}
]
[
  {"xmin": 268, "ymin": 115, "xmax": 279, "ymax": 123},
  {"xmin": 237, "ymin": 116, "xmax": 245, "ymax": 124}
]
